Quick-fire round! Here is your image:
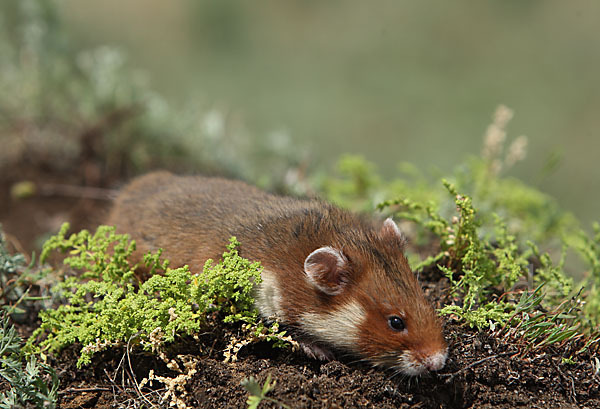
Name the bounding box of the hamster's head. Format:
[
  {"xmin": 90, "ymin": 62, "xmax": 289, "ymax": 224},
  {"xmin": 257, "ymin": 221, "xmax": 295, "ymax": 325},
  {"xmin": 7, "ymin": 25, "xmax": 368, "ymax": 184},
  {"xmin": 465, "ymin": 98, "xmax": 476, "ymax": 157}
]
[{"xmin": 302, "ymin": 218, "xmax": 447, "ymax": 376}]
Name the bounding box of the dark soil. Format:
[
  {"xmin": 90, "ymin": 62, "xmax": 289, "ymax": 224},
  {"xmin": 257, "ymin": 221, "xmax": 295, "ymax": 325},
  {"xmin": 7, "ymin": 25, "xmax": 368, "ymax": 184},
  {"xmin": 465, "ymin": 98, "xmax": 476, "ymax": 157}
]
[{"xmin": 1, "ymin": 160, "xmax": 599, "ymax": 409}]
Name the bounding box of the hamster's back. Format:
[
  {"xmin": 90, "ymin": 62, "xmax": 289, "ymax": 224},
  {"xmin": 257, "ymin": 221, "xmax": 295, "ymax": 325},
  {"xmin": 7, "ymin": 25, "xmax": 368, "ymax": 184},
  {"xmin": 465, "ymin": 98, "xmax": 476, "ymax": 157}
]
[{"xmin": 107, "ymin": 171, "xmax": 320, "ymax": 271}]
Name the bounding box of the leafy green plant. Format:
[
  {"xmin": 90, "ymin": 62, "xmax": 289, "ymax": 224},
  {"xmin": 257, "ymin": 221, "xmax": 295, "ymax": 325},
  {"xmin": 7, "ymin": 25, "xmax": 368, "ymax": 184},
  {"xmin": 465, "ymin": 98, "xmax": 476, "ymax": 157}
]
[
  {"xmin": 0, "ymin": 230, "xmax": 26, "ymax": 276},
  {"xmin": 379, "ymin": 181, "xmax": 524, "ymax": 328},
  {"xmin": 0, "ymin": 226, "xmax": 53, "ymax": 325},
  {"xmin": 572, "ymin": 223, "xmax": 600, "ymax": 320},
  {"xmin": 0, "ymin": 313, "xmax": 59, "ymax": 409},
  {"xmin": 241, "ymin": 374, "xmax": 290, "ymax": 409},
  {"xmin": 0, "ymin": 228, "xmax": 28, "ymax": 313},
  {"xmin": 317, "ymin": 107, "xmax": 599, "ymax": 355},
  {"xmin": 376, "ymin": 179, "xmax": 600, "ymax": 359},
  {"xmin": 28, "ymin": 223, "xmax": 289, "ymax": 367},
  {"xmin": 497, "ymin": 285, "xmax": 600, "ymax": 355},
  {"xmin": 378, "ymin": 184, "xmax": 599, "ymax": 358}
]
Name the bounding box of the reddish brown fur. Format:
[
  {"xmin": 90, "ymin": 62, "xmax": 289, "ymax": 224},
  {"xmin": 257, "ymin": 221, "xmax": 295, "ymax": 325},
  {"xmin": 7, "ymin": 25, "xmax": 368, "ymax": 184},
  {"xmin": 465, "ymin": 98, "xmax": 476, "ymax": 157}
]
[{"xmin": 107, "ymin": 171, "xmax": 447, "ymax": 371}]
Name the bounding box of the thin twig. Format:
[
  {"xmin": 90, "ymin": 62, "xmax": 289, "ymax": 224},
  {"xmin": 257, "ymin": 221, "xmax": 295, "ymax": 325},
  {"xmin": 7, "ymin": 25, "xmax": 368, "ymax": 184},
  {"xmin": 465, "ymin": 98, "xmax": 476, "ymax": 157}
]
[
  {"xmin": 3, "ymin": 286, "xmax": 32, "ymax": 315},
  {"xmin": 38, "ymin": 183, "xmax": 117, "ymax": 200},
  {"xmin": 550, "ymin": 358, "xmax": 578, "ymax": 404},
  {"xmin": 58, "ymin": 387, "xmax": 112, "ymax": 394},
  {"xmin": 443, "ymin": 351, "xmax": 516, "ymax": 383},
  {"xmin": 103, "ymin": 367, "xmax": 125, "ymax": 395},
  {"xmin": 2, "ymin": 233, "xmax": 29, "ymax": 263},
  {"xmin": 125, "ymin": 332, "xmax": 156, "ymax": 408},
  {"xmin": 207, "ymin": 337, "xmax": 218, "ymax": 359}
]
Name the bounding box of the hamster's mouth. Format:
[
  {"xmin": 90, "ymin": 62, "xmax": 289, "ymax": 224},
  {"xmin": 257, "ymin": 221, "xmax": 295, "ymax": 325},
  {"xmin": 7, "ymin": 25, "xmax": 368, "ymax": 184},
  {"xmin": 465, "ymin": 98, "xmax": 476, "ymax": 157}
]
[
  {"xmin": 398, "ymin": 352, "xmax": 428, "ymax": 376},
  {"xmin": 370, "ymin": 349, "xmax": 448, "ymax": 376}
]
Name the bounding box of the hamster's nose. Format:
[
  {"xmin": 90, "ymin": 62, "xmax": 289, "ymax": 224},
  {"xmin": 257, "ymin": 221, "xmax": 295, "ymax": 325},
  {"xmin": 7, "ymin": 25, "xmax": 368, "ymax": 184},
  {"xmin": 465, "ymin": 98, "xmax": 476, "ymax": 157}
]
[{"xmin": 423, "ymin": 350, "xmax": 447, "ymax": 372}]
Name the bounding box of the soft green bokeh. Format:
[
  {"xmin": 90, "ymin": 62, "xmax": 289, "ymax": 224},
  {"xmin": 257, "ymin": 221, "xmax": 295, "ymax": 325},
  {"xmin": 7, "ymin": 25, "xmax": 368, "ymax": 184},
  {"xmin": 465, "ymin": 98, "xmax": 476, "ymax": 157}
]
[{"xmin": 59, "ymin": 0, "xmax": 600, "ymax": 226}]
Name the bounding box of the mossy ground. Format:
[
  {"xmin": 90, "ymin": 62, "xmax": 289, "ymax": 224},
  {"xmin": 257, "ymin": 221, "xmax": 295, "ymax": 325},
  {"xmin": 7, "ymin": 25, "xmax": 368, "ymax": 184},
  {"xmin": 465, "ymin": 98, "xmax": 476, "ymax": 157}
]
[{"xmin": 1, "ymin": 162, "xmax": 599, "ymax": 408}]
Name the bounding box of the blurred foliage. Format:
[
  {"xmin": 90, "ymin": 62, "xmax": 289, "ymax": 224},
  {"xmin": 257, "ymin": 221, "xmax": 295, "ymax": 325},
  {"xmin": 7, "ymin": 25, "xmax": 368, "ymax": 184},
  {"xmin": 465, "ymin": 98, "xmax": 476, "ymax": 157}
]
[
  {"xmin": 58, "ymin": 0, "xmax": 600, "ymax": 227},
  {"xmin": 319, "ymin": 106, "xmax": 578, "ymax": 248},
  {"xmin": 0, "ymin": 0, "xmax": 305, "ymax": 185},
  {"xmin": 0, "ymin": 227, "xmax": 52, "ymax": 320}
]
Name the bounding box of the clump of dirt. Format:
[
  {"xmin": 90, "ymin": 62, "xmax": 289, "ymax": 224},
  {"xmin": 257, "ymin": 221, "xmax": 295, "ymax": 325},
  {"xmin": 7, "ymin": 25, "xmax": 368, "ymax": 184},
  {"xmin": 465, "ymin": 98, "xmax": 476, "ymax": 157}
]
[{"xmin": 1, "ymin": 162, "xmax": 599, "ymax": 408}]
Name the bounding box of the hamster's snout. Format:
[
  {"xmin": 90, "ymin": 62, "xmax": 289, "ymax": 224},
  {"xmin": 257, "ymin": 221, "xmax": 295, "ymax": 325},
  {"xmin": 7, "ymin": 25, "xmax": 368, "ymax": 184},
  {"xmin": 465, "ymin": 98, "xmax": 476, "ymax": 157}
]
[
  {"xmin": 400, "ymin": 347, "xmax": 448, "ymax": 376},
  {"xmin": 422, "ymin": 350, "xmax": 447, "ymax": 372}
]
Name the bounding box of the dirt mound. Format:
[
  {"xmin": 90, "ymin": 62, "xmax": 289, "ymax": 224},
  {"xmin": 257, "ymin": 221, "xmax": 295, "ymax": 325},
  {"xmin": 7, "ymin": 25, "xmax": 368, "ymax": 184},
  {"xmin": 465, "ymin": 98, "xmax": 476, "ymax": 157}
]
[{"xmin": 1, "ymin": 164, "xmax": 599, "ymax": 408}]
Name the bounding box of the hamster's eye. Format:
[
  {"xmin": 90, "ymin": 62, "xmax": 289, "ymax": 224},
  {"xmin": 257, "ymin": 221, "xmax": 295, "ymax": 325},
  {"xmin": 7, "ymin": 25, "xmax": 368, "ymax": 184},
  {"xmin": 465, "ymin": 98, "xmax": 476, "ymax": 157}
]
[{"xmin": 388, "ymin": 316, "xmax": 405, "ymax": 331}]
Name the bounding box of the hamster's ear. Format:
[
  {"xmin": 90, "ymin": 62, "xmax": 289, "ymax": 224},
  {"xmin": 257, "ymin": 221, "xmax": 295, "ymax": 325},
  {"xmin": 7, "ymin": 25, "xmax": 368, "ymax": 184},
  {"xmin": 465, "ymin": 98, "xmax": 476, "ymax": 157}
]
[
  {"xmin": 304, "ymin": 246, "xmax": 350, "ymax": 295},
  {"xmin": 381, "ymin": 217, "xmax": 407, "ymax": 246}
]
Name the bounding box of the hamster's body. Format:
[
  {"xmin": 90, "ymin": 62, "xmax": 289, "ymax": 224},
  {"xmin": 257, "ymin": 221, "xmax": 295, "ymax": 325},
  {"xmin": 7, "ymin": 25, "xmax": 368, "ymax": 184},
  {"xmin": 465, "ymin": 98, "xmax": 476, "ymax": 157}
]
[{"xmin": 107, "ymin": 171, "xmax": 447, "ymax": 375}]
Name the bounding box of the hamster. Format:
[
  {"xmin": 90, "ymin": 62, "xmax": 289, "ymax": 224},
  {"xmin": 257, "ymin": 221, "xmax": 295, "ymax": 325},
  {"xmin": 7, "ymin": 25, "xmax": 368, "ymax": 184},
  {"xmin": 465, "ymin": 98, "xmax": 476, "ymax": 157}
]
[{"xmin": 107, "ymin": 171, "xmax": 447, "ymax": 376}]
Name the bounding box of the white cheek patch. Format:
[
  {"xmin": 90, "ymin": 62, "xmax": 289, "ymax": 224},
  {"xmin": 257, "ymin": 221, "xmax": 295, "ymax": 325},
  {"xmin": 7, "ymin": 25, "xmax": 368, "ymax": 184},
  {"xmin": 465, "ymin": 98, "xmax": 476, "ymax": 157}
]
[
  {"xmin": 255, "ymin": 269, "xmax": 284, "ymax": 320},
  {"xmin": 299, "ymin": 300, "xmax": 366, "ymax": 350}
]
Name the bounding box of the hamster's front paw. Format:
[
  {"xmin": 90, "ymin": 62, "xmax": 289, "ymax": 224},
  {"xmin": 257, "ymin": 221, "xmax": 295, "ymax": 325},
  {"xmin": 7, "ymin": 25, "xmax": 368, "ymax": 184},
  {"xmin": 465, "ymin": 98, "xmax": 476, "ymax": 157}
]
[{"xmin": 300, "ymin": 342, "xmax": 335, "ymax": 361}]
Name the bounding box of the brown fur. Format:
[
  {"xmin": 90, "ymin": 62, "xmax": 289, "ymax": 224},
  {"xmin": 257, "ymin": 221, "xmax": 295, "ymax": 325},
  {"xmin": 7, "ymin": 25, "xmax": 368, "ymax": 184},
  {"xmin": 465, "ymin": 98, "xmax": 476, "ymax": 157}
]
[{"xmin": 107, "ymin": 171, "xmax": 447, "ymax": 373}]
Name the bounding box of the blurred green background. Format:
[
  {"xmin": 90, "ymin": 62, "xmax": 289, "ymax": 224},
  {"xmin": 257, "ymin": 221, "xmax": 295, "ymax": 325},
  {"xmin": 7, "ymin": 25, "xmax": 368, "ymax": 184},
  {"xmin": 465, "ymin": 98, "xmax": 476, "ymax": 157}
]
[{"xmin": 12, "ymin": 1, "xmax": 600, "ymax": 225}]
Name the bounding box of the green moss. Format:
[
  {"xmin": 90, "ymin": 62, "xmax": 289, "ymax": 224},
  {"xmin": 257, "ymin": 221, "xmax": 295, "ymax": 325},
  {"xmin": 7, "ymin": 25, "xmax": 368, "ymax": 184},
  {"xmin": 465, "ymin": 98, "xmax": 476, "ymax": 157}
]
[
  {"xmin": 319, "ymin": 154, "xmax": 382, "ymax": 211},
  {"xmin": 28, "ymin": 224, "xmax": 287, "ymax": 367}
]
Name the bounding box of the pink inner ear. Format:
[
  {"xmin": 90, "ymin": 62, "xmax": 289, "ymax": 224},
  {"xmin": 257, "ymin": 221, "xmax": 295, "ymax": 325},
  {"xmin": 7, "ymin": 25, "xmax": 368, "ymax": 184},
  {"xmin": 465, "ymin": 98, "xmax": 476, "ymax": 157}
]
[{"xmin": 304, "ymin": 247, "xmax": 349, "ymax": 296}]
